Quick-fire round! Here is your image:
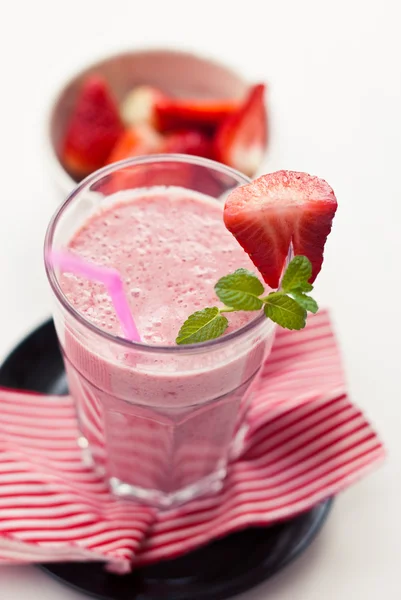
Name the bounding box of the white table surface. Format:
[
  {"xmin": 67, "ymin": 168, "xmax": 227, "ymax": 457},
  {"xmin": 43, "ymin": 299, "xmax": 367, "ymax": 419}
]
[{"xmin": 0, "ymin": 0, "xmax": 400, "ymax": 598}]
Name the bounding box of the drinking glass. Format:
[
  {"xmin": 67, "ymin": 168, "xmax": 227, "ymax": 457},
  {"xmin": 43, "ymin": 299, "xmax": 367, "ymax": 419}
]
[{"xmin": 45, "ymin": 155, "xmax": 278, "ymax": 508}]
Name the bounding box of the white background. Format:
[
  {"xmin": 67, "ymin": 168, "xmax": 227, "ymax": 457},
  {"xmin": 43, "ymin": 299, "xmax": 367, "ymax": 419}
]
[{"xmin": 0, "ymin": 0, "xmax": 400, "ymax": 598}]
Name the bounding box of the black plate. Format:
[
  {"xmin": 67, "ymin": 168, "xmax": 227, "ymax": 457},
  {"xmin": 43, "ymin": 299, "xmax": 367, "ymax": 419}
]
[{"xmin": 0, "ymin": 320, "xmax": 333, "ymax": 600}]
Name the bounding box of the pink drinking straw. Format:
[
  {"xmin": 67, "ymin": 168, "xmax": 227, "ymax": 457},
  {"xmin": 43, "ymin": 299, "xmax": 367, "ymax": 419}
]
[{"xmin": 47, "ymin": 250, "xmax": 141, "ymax": 342}]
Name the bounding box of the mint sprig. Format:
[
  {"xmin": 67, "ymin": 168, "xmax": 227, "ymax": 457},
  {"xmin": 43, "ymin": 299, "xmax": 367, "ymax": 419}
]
[
  {"xmin": 264, "ymin": 292, "xmax": 307, "ymax": 330},
  {"xmin": 281, "ymin": 255, "xmax": 312, "ymax": 292},
  {"xmin": 215, "ymin": 268, "xmax": 265, "ymax": 310},
  {"xmin": 291, "ymin": 291, "xmax": 318, "ymax": 313},
  {"xmin": 176, "ymin": 256, "xmax": 318, "ymax": 345},
  {"xmin": 176, "ymin": 307, "xmax": 228, "ymax": 345}
]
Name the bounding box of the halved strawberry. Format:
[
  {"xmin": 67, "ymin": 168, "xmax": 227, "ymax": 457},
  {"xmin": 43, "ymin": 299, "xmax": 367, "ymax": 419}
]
[
  {"xmin": 224, "ymin": 171, "xmax": 337, "ymax": 288},
  {"xmin": 106, "ymin": 124, "xmax": 162, "ymax": 164},
  {"xmin": 214, "ymin": 84, "xmax": 267, "ymax": 177},
  {"xmin": 61, "ymin": 76, "xmax": 124, "ymax": 178},
  {"xmin": 162, "ymin": 129, "xmax": 213, "ymax": 159},
  {"xmin": 120, "ymin": 85, "xmax": 166, "ymax": 128},
  {"xmin": 154, "ymin": 97, "xmax": 239, "ymax": 133}
]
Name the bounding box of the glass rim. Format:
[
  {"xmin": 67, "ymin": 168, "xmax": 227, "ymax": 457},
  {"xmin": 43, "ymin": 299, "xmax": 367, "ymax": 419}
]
[{"xmin": 44, "ymin": 153, "xmax": 270, "ymax": 355}]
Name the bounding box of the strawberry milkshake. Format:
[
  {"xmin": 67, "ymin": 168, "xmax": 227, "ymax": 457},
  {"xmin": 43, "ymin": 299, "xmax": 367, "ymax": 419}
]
[
  {"xmin": 45, "ymin": 156, "xmax": 337, "ymax": 507},
  {"xmin": 45, "ymin": 157, "xmax": 277, "ymax": 507}
]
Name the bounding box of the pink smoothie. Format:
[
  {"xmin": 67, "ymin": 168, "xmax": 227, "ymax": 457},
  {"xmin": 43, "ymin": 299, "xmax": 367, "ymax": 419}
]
[
  {"xmin": 61, "ymin": 190, "xmax": 257, "ymax": 344},
  {"xmin": 56, "ymin": 189, "xmax": 275, "ymax": 506}
]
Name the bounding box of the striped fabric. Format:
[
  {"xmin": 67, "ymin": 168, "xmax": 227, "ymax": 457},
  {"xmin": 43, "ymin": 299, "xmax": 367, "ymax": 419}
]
[{"xmin": 0, "ymin": 311, "xmax": 384, "ymax": 573}]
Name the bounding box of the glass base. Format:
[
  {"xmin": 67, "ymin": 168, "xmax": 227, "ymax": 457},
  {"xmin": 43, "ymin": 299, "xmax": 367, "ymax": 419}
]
[
  {"xmin": 79, "ymin": 434, "xmax": 228, "ymax": 508},
  {"xmin": 78, "ymin": 425, "xmax": 249, "ymax": 509},
  {"xmin": 78, "ymin": 415, "xmax": 251, "ymax": 508},
  {"xmin": 109, "ymin": 466, "xmax": 226, "ymax": 509}
]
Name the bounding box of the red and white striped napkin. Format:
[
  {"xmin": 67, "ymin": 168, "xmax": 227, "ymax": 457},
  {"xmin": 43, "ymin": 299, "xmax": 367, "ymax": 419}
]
[{"xmin": 0, "ymin": 311, "xmax": 384, "ymax": 573}]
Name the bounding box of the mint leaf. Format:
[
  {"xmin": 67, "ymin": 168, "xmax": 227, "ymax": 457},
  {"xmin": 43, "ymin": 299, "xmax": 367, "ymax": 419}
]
[
  {"xmin": 215, "ymin": 268, "xmax": 265, "ymax": 310},
  {"xmin": 174, "ymin": 258, "xmax": 319, "ymax": 344},
  {"xmin": 292, "ymin": 292, "xmax": 319, "ymax": 314},
  {"xmin": 264, "ymin": 292, "xmax": 307, "ymax": 330},
  {"xmin": 296, "ymin": 281, "xmax": 314, "ymax": 293},
  {"xmin": 176, "ymin": 307, "xmax": 228, "ymax": 345},
  {"xmin": 281, "ymin": 256, "xmax": 312, "ymax": 293}
]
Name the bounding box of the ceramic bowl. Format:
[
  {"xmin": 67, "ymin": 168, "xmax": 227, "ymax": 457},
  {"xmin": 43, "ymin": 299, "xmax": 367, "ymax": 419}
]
[{"xmin": 45, "ymin": 48, "xmax": 250, "ymax": 199}]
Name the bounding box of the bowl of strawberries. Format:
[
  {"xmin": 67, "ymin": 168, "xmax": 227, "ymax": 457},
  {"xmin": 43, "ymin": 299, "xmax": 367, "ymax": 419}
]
[{"xmin": 47, "ymin": 48, "xmax": 268, "ymax": 196}]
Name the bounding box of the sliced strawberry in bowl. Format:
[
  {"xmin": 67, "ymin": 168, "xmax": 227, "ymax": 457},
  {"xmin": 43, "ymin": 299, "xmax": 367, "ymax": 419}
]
[
  {"xmin": 61, "ymin": 76, "xmax": 124, "ymax": 179},
  {"xmin": 224, "ymin": 171, "xmax": 337, "ymax": 288},
  {"xmin": 162, "ymin": 129, "xmax": 213, "ymax": 159},
  {"xmin": 214, "ymin": 84, "xmax": 267, "ymax": 177},
  {"xmin": 105, "ymin": 125, "xmax": 196, "ymax": 192},
  {"xmin": 106, "ymin": 124, "xmax": 163, "ymax": 164},
  {"xmin": 154, "ymin": 98, "xmax": 239, "ymax": 133},
  {"xmin": 104, "ymin": 124, "xmax": 163, "ymax": 193}
]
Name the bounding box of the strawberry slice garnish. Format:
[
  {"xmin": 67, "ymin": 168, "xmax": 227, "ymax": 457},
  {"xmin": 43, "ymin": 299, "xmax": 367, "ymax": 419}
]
[
  {"xmin": 61, "ymin": 76, "xmax": 124, "ymax": 178},
  {"xmin": 224, "ymin": 171, "xmax": 337, "ymax": 288},
  {"xmin": 214, "ymin": 84, "xmax": 267, "ymax": 177},
  {"xmin": 162, "ymin": 129, "xmax": 213, "ymax": 159},
  {"xmin": 154, "ymin": 97, "xmax": 239, "ymax": 133},
  {"xmin": 106, "ymin": 124, "xmax": 162, "ymax": 164}
]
